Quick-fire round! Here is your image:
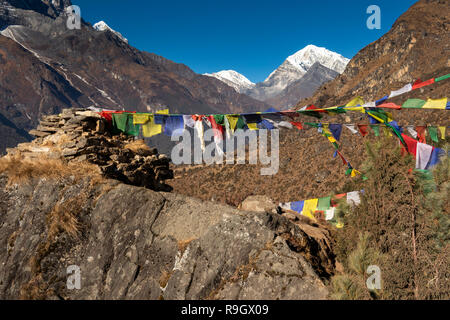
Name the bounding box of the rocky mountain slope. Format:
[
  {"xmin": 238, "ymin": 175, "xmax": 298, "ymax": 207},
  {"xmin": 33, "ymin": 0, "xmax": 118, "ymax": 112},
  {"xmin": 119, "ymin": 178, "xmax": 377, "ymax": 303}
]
[
  {"xmin": 0, "ymin": 0, "xmax": 270, "ymax": 154},
  {"xmin": 266, "ymin": 62, "xmax": 339, "ymax": 108},
  {"xmin": 169, "ymin": 0, "xmax": 450, "ymax": 206},
  {"xmin": 297, "ymin": 0, "xmax": 450, "ymax": 108},
  {"xmin": 206, "ymin": 45, "xmax": 349, "ymax": 103}
]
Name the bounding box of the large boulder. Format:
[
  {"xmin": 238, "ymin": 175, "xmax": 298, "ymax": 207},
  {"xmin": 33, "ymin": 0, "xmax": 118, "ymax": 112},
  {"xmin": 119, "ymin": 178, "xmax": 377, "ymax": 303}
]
[
  {"xmin": 0, "ymin": 174, "xmax": 334, "ymax": 300},
  {"xmin": 239, "ymin": 195, "xmax": 277, "ymax": 213}
]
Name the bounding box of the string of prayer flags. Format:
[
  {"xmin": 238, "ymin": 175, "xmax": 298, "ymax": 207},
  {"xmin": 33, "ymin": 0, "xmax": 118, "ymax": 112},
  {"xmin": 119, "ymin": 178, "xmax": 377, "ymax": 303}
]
[{"xmin": 278, "ymin": 190, "xmax": 365, "ymax": 228}]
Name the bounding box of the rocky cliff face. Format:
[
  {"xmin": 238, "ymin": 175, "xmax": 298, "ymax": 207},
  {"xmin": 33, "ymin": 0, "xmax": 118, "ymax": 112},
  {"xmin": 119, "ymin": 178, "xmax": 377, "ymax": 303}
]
[
  {"xmin": 297, "ymin": 0, "xmax": 450, "ymax": 108},
  {"xmin": 0, "ymin": 174, "xmax": 334, "ymax": 299},
  {"xmin": 0, "ymin": 0, "xmax": 270, "ymax": 154}
]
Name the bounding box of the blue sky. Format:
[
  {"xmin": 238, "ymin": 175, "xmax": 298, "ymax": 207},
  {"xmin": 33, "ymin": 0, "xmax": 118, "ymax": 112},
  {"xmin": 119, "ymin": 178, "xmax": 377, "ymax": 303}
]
[{"xmin": 72, "ymin": 0, "xmax": 417, "ymax": 83}]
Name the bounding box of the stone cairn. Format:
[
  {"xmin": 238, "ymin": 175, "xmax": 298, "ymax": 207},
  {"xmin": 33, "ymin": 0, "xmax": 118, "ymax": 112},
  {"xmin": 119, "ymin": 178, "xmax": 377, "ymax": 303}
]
[{"xmin": 6, "ymin": 108, "xmax": 173, "ymax": 191}]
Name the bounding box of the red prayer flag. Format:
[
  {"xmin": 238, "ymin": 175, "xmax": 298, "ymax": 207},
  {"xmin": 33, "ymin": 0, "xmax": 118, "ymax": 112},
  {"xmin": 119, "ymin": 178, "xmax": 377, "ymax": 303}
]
[
  {"xmin": 412, "ymin": 78, "xmax": 435, "ymax": 90},
  {"xmin": 290, "ymin": 122, "xmax": 303, "ymax": 130},
  {"xmin": 192, "ymin": 115, "xmax": 205, "ymax": 122},
  {"xmin": 207, "ymin": 115, "xmax": 224, "ymax": 140},
  {"xmin": 415, "ymin": 126, "xmax": 426, "ymax": 143},
  {"xmin": 400, "ymin": 133, "xmax": 418, "ymax": 157},
  {"xmin": 306, "ymin": 104, "xmax": 326, "ymax": 113},
  {"xmin": 357, "ymin": 125, "xmax": 369, "ymax": 137},
  {"xmin": 377, "ymin": 102, "xmax": 401, "ymax": 109},
  {"xmin": 336, "ymin": 150, "xmax": 348, "ymax": 165}
]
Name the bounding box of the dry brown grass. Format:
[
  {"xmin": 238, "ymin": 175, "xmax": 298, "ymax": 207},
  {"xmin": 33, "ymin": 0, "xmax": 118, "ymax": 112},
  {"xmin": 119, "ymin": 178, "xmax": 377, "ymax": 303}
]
[
  {"xmin": 124, "ymin": 139, "xmax": 151, "ymax": 153},
  {"xmin": 0, "ymin": 154, "xmax": 101, "ymax": 186},
  {"xmin": 19, "ymin": 173, "xmax": 97, "ymax": 300}
]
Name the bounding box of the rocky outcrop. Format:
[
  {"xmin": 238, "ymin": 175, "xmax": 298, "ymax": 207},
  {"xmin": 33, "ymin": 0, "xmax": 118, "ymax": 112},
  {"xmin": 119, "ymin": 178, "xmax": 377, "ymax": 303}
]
[
  {"xmin": 5, "ymin": 108, "xmax": 173, "ymax": 191},
  {"xmin": 0, "ymin": 174, "xmax": 334, "ymax": 300}
]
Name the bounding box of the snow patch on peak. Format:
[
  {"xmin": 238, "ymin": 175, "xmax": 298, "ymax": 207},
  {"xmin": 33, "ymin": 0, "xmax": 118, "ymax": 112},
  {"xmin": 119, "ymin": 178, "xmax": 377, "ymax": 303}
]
[
  {"xmin": 93, "ymin": 21, "xmax": 128, "ymax": 43},
  {"xmin": 286, "ymin": 44, "xmax": 349, "ymax": 74},
  {"xmin": 204, "ymin": 70, "xmax": 255, "ymax": 93}
]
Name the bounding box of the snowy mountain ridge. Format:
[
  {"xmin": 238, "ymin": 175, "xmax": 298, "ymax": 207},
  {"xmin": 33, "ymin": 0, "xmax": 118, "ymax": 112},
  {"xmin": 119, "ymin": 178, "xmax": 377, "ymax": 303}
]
[
  {"xmin": 93, "ymin": 21, "xmax": 128, "ymax": 43},
  {"xmin": 204, "ymin": 70, "xmax": 255, "ymax": 93},
  {"xmin": 206, "ymin": 45, "xmax": 349, "ymax": 101}
]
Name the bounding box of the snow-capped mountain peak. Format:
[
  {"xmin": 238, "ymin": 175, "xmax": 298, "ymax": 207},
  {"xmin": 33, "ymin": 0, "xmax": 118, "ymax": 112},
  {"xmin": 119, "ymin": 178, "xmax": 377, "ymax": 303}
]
[
  {"xmin": 93, "ymin": 21, "xmax": 128, "ymax": 43},
  {"xmin": 204, "ymin": 45, "xmax": 349, "ymax": 101},
  {"xmin": 286, "ymin": 44, "xmax": 349, "ymax": 74},
  {"xmin": 204, "ymin": 70, "xmax": 255, "ymax": 93}
]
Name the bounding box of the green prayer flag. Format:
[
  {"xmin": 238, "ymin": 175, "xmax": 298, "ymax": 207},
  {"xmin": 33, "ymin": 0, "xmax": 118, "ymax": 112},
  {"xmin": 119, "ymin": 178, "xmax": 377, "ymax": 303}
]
[
  {"xmin": 213, "ymin": 114, "xmax": 225, "ymax": 125},
  {"xmin": 435, "ymin": 74, "xmax": 450, "ymax": 82},
  {"xmin": 112, "ymin": 113, "xmax": 139, "ymax": 136},
  {"xmin": 317, "ymin": 196, "xmax": 331, "ymax": 211},
  {"xmin": 402, "ymin": 99, "xmax": 426, "ymax": 109},
  {"xmin": 112, "ymin": 113, "xmax": 128, "ymax": 132},
  {"xmin": 370, "ymin": 125, "xmax": 380, "ymax": 137},
  {"xmin": 236, "ymin": 116, "xmax": 246, "ymax": 130},
  {"xmin": 428, "ymin": 126, "xmax": 439, "ymax": 143},
  {"xmin": 125, "ymin": 114, "xmax": 140, "ymax": 136}
]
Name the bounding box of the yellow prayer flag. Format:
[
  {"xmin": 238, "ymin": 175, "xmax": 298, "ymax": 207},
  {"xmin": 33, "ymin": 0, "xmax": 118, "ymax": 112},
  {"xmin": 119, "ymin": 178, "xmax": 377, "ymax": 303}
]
[
  {"xmin": 133, "ymin": 113, "xmax": 150, "ymax": 125},
  {"xmin": 142, "ymin": 109, "xmax": 169, "ymax": 137},
  {"xmin": 226, "ymin": 115, "xmax": 239, "ymax": 132},
  {"xmin": 302, "ymin": 199, "xmax": 318, "ymax": 221},
  {"xmin": 336, "ymin": 222, "xmax": 344, "ymax": 229},
  {"xmin": 247, "ymin": 123, "xmax": 259, "ymax": 130},
  {"xmin": 345, "ymin": 97, "xmax": 365, "ymax": 107},
  {"xmin": 383, "ymin": 127, "xmax": 392, "ymax": 137},
  {"xmin": 351, "ymin": 169, "xmax": 361, "ymax": 177},
  {"xmin": 422, "ymin": 98, "xmax": 447, "ymax": 109},
  {"xmin": 322, "ymin": 125, "xmax": 337, "ymax": 143},
  {"xmin": 438, "ymin": 126, "xmax": 446, "ymax": 140},
  {"xmin": 345, "ymin": 106, "xmax": 366, "ymax": 113},
  {"xmin": 386, "ymin": 112, "xmax": 393, "ymax": 123}
]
